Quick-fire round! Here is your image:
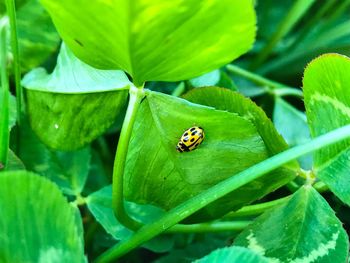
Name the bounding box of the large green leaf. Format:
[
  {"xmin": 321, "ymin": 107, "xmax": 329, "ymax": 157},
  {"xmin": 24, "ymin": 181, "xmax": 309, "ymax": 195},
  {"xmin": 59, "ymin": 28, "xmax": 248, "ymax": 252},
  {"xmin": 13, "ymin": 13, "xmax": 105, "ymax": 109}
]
[
  {"xmin": 22, "ymin": 44, "xmax": 130, "ymax": 150},
  {"xmin": 86, "ymin": 185, "xmax": 175, "ymax": 253},
  {"xmin": 234, "ymin": 186, "xmax": 349, "ymax": 263},
  {"xmin": 39, "ymin": 0, "xmax": 256, "ymax": 85},
  {"xmin": 303, "ymin": 54, "xmax": 350, "ymax": 204},
  {"xmin": 194, "ymin": 246, "xmax": 269, "ymax": 263},
  {"xmin": 124, "ymin": 89, "xmax": 295, "ymax": 223},
  {"xmin": 0, "ymin": 171, "xmax": 86, "ymax": 263}
]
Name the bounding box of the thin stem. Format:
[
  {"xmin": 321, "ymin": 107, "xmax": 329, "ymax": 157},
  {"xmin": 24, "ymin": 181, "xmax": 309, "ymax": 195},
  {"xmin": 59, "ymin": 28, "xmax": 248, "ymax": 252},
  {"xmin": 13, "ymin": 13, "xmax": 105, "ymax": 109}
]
[
  {"xmin": 171, "ymin": 82, "xmax": 185, "ymax": 97},
  {"xmin": 227, "ymin": 65, "xmax": 288, "ymax": 89},
  {"xmin": 226, "ymin": 64, "xmax": 302, "ymax": 98},
  {"xmin": 0, "ymin": 19, "xmax": 10, "ymax": 169},
  {"xmin": 5, "ymin": 0, "xmax": 22, "ymax": 124},
  {"xmin": 112, "ymin": 85, "xmax": 145, "ymax": 231},
  {"xmin": 273, "ymin": 87, "xmax": 303, "ymax": 98},
  {"xmin": 224, "ymin": 196, "xmax": 291, "ymax": 219},
  {"xmin": 251, "ymin": 0, "xmax": 316, "ymax": 69},
  {"xmin": 95, "ymin": 124, "xmax": 350, "ymax": 263},
  {"xmin": 167, "ymin": 221, "xmax": 251, "ymax": 234}
]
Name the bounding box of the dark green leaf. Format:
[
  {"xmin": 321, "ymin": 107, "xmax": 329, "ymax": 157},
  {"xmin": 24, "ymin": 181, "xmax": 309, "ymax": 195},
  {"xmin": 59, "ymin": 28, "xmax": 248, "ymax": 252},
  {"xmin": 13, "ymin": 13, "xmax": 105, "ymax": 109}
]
[
  {"xmin": 40, "ymin": 0, "xmax": 256, "ymax": 85},
  {"xmin": 0, "ymin": 171, "xmax": 86, "ymax": 263},
  {"xmin": 125, "ymin": 89, "xmax": 296, "ymax": 222},
  {"xmin": 235, "ymin": 186, "xmax": 349, "ymax": 263}
]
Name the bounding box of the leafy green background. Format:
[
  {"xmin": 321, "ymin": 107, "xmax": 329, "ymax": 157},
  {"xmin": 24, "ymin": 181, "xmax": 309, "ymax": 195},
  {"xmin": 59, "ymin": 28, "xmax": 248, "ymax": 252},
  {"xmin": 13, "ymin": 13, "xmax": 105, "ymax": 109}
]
[{"xmin": 2, "ymin": 0, "xmax": 350, "ymax": 262}]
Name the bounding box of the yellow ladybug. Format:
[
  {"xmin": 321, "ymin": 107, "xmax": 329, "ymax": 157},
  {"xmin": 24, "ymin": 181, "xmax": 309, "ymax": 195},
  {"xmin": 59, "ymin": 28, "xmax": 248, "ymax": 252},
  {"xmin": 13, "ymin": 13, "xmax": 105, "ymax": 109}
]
[{"xmin": 176, "ymin": 126, "xmax": 205, "ymax": 152}]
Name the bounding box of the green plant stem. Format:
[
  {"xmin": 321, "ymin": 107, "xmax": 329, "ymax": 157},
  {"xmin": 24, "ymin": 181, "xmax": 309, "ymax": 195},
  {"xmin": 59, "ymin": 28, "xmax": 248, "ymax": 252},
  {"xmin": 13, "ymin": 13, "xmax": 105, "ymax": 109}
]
[
  {"xmin": 167, "ymin": 221, "xmax": 251, "ymax": 234},
  {"xmin": 171, "ymin": 82, "xmax": 186, "ymax": 97},
  {"xmin": 5, "ymin": 0, "xmax": 22, "ymax": 124},
  {"xmin": 0, "ymin": 19, "xmax": 9, "ymax": 169},
  {"xmin": 95, "ymin": 124, "xmax": 350, "ymax": 263},
  {"xmin": 224, "ymin": 196, "xmax": 291, "ymax": 219},
  {"xmin": 251, "ymin": 0, "xmax": 316, "ymax": 69},
  {"xmin": 226, "ymin": 64, "xmax": 303, "ymax": 98},
  {"xmin": 112, "ymin": 85, "xmax": 145, "ymax": 231}
]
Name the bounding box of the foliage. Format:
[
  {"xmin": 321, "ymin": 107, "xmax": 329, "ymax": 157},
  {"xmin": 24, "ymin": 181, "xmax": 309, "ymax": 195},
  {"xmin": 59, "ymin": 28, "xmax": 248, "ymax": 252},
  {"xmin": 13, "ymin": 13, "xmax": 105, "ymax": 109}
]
[{"xmin": 1, "ymin": 1, "xmax": 350, "ymax": 263}]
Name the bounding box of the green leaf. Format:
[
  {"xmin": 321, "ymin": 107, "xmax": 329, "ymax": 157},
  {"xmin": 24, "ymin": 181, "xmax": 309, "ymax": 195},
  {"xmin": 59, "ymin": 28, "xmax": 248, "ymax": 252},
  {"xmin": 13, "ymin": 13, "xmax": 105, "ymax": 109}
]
[
  {"xmin": 23, "ymin": 43, "xmax": 131, "ymax": 93},
  {"xmin": 194, "ymin": 246, "xmax": 269, "ymax": 263},
  {"xmin": 189, "ymin": 70, "xmax": 221, "ymax": 88},
  {"xmin": 18, "ymin": 118, "xmax": 91, "ymax": 195},
  {"xmin": 234, "ymin": 186, "xmax": 349, "ymax": 263},
  {"xmin": 22, "ymin": 43, "xmax": 130, "ymax": 150},
  {"xmin": 86, "ymin": 185, "xmax": 175, "ymax": 253},
  {"xmin": 303, "ymin": 54, "xmax": 350, "ymax": 204},
  {"xmin": 273, "ymin": 97, "xmax": 312, "ymax": 169},
  {"xmin": 0, "ymin": 171, "xmax": 86, "ymax": 263},
  {"xmin": 39, "ymin": 0, "xmax": 256, "ymax": 85},
  {"xmin": 182, "ymin": 87, "xmax": 295, "ymax": 158},
  {"xmin": 125, "ymin": 88, "xmax": 296, "ymax": 223},
  {"xmin": 16, "ymin": 0, "xmax": 60, "ymax": 71}
]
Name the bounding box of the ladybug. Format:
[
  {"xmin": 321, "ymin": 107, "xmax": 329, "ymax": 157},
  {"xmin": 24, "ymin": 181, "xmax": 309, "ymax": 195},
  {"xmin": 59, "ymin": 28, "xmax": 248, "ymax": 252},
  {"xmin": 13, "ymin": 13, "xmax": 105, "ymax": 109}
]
[{"xmin": 176, "ymin": 126, "xmax": 205, "ymax": 152}]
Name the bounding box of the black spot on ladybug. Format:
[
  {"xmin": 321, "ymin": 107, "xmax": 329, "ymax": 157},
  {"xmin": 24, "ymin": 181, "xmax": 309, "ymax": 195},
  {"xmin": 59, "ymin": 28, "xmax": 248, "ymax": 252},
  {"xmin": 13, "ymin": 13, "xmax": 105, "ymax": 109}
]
[
  {"xmin": 74, "ymin": 39, "xmax": 84, "ymax": 47},
  {"xmin": 190, "ymin": 138, "xmax": 195, "ymax": 142},
  {"xmin": 191, "ymin": 131, "xmax": 197, "ymax": 136},
  {"xmin": 184, "ymin": 132, "xmax": 188, "ymax": 136},
  {"xmin": 183, "ymin": 137, "xmax": 189, "ymax": 142},
  {"xmin": 190, "ymin": 127, "xmax": 196, "ymax": 132}
]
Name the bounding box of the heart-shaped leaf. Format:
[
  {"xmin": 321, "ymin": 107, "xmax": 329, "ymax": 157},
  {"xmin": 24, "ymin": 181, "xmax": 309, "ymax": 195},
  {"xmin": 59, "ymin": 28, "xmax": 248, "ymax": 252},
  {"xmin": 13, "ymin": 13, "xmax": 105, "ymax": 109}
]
[
  {"xmin": 303, "ymin": 54, "xmax": 350, "ymax": 204},
  {"xmin": 39, "ymin": 0, "xmax": 256, "ymax": 85},
  {"xmin": 235, "ymin": 186, "xmax": 349, "ymax": 263},
  {"xmin": 125, "ymin": 88, "xmax": 296, "ymax": 222},
  {"xmin": 22, "ymin": 44, "xmax": 130, "ymax": 150},
  {"xmin": 0, "ymin": 171, "xmax": 86, "ymax": 263}
]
